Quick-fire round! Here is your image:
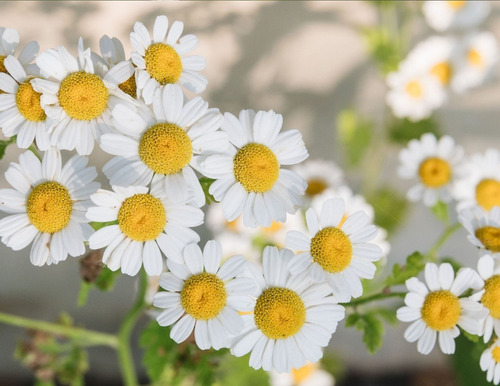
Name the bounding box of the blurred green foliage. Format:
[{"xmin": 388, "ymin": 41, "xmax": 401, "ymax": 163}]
[
  {"xmin": 367, "ymin": 187, "xmax": 408, "ymax": 235},
  {"xmin": 388, "ymin": 117, "xmax": 441, "ymax": 145},
  {"xmin": 337, "ymin": 109, "xmax": 373, "ymax": 168}
]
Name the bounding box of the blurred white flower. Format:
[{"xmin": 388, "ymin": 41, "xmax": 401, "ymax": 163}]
[{"xmin": 423, "ymin": 1, "xmax": 490, "ymax": 32}]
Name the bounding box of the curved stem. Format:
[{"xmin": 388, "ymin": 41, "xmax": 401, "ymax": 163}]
[
  {"xmin": 426, "ymin": 223, "xmax": 462, "ymax": 261},
  {"xmin": 117, "ymin": 269, "xmax": 148, "ymax": 386},
  {"xmin": 347, "ymin": 291, "xmax": 407, "ymax": 307},
  {"xmin": 0, "ymin": 311, "xmax": 118, "ymax": 348}
]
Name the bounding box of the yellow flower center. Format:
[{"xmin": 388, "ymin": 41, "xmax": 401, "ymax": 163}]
[
  {"xmin": 292, "ymin": 362, "xmax": 317, "ymax": 383},
  {"xmin": 144, "ymin": 43, "xmax": 183, "ymax": 85},
  {"xmin": 138, "ymin": 123, "xmax": 192, "ymax": 175},
  {"xmin": 421, "ymin": 290, "xmax": 461, "ymax": 331},
  {"xmin": 0, "ymin": 55, "xmax": 7, "ymax": 73},
  {"xmin": 405, "ymin": 80, "xmax": 423, "ymax": 99},
  {"xmin": 305, "ymin": 178, "xmax": 328, "ymax": 196},
  {"xmin": 117, "ymin": 194, "xmax": 166, "ymax": 242},
  {"xmin": 118, "ymin": 74, "xmax": 137, "ymax": 98},
  {"xmin": 58, "ymin": 71, "xmax": 109, "ymax": 121},
  {"xmin": 180, "ymin": 272, "xmax": 227, "ymax": 320},
  {"xmin": 482, "ymin": 275, "xmax": 500, "ymax": 318},
  {"xmin": 16, "ymin": 81, "xmax": 46, "ymax": 122},
  {"xmin": 468, "ymin": 49, "xmax": 484, "ymax": 68},
  {"xmin": 233, "ymin": 143, "xmax": 280, "ymax": 193},
  {"xmin": 310, "ymin": 227, "xmax": 352, "ymax": 273},
  {"xmin": 475, "ymin": 227, "xmax": 500, "ymax": 252},
  {"xmin": 430, "ymin": 62, "xmax": 453, "ymax": 85},
  {"xmin": 492, "ymin": 346, "xmax": 500, "ymax": 363},
  {"xmin": 476, "ymin": 179, "xmax": 500, "ymax": 211},
  {"xmin": 262, "ymin": 221, "xmax": 284, "ymax": 235},
  {"xmin": 418, "ymin": 157, "xmax": 452, "ymax": 188},
  {"xmin": 26, "ymin": 181, "xmax": 72, "ymax": 233},
  {"xmin": 447, "ymin": 0, "xmax": 466, "ymax": 10},
  {"xmin": 254, "ymin": 287, "xmax": 306, "ymax": 339}
]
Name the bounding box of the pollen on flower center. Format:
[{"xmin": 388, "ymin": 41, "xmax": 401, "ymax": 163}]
[
  {"xmin": 481, "ymin": 275, "xmax": 500, "ymax": 318},
  {"xmin": 26, "ymin": 181, "xmax": 72, "ymax": 233},
  {"xmin": 16, "ymin": 81, "xmax": 46, "ymax": 122},
  {"xmin": 310, "ymin": 227, "xmax": 352, "ymax": 273},
  {"xmin": 254, "ymin": 287, "xmax": 306, "ymax": 339},
  {"xmin": 144, "ymin": 43, "xmax": 183, "ymax": 85},
  {"xmin": 233, "ymin": 143, "xmax": 280, "ymax": 193},
  {"xmin": 58, "ymin": 71, "xmax": 109, "ymax": 121},
  {"xmin": 305, "ymin": 178, "xmax": 328, "ymax": 196},
  {"xmin": 117, "ymin": 194, "xmax": 166, "ymax": 242},
  {"xmin": 492, "ymin": 346, "xmax": 500, "ymax": 363},
  {"xmin": 430, "ymin": 62, "xmax": 453, "ymax": 85},
  {"xmin": 476, "ymin": 178, "xmax": 500, "ymax": 211},
  {"xmin": 138, "ymin": 123, "xmax": 192, "ymax": 175},
  {"xmin": 419, "ymin": 157, "xmax": 451, "ymax": 188},
  {"xmin": 475, "ymin": 226, "xmax": 500, "ymax": 252},
  {"xmin": 405, "ymin": 80, "xmax": 423, "ymax": 99},
  {"xmin": 447, "ymin": 0, "xmax": 466, "ymax": 10},
  {"xmin": 421, "ymin": 290, "xmax": 461, "ymax": 331},
  {"xmin": 118, "ymin": 74, "xmax": 137, "ymax": 98},
  {"xmin": 468, "ymin": 49, "xmax": 484, "ymax": 68},
  {"xmin": 180, "ymin": 272, "xmax": 227, "ymax": 320}
]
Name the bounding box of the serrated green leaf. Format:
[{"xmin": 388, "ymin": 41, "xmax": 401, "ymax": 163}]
[
  {"xmin": 431, "ymin": 201, "xmax": 449, "ymax": 224},
  {"xmin": 0, "ymin": 136, "xmax": 16, "ymax": 160},
  {"xmin": 374, "ymin": 308, "xmax": 398, "ymax": 325},
  {"xmin": 388, "ymin": 117, "xmax": 441, "ymax": 145},
  {"xmin": 336, "ymin": 109, "xmax": 373, "ymax": 168},
  {"xmin": 345, "ymin": 313, "xmax": 362, "ymax": 328},
  {"xmin": 94, "ymin": 267, "xmax": 117, "ymax": 291},
  {"xmin": 362, "ymin": 314, "xmax": 384, "ymax": 354},
  {"xmin": 385, "ymin": 251, "xmax": 425, "ymax": 286},
  {"xmin": 366, "ymin": 187, "xmax": 408, "ymax": 235}
]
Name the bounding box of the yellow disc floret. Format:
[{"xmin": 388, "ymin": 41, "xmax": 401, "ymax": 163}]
[
  {"xmin": 181, "ymin": 272, "xmax": 227, "ymax": 320},
  {"xmin": 117, "ymin": 194, "xmax": 166, "ymax": 242},
  {"xmin": 139, "ymin": 123, "xmax": 192, "ymax": 175},
  {"xmin": 58, "ymin": 71, "xmax": 109, "ymax": 121},
  {"xmin": 310, "ymin": 227, "xmax": 352, "ymax": 273},
  {"xmin": 254, "ymin": 287, "xmax": 306, "ymax": 339},
  {"xmin": 492, "ymin": 346, "xmax": 500, "ymax": 363},
  {"xmin": 468, "ymin": 49, "xmax": 484, "ymax": 68},
  {"xmin": 475, "ymin": 226, "xmax": 500, "ymax": 253},
  {"xmin": 16, "ymin": 81, "xmax": 46, "ymax": 122},
  {"xmin": 0, "ymin": 55, "xmax": 6, "ymax": 73},
  {"xmin": 430, "ymin": 62, "xmax": 453, "ymax": 85},
  {"xmin": 406, "ymin": 80, "xmax": 423, "ymax": 99},
  {"xmin": 27, "ymin": 181, "xmax": 72, "ymax": 233},
  {"xmin": 421, "ymin": 290, "xmax": 461, "ymax": 331},
  {"xmin": 118, "ymin": 74, "xmax": 137, "ymax": 98},
  {"xmin": 233, "ymin": 143, "xmax": 280, "ymax": 193},
  {"xmin": 305, "ymin": 178, "xmax": 328, "ymax": 196},
  {"xmin": 144, "ymin": 43, "xmax": 183, "ymax": 85},
  {"xmin": 481, "ymin": 275, "xmax": 500, "ymax": 318},
  {"xmin": 476, "ymin": 179, "xmax": 500, "ymax": 211},
  {"xmin": 418, "ymin": 157, "xmax": 452, "ymax": 188}
]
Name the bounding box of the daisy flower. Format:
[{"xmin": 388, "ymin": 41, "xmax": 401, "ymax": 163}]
[
  {"xmin": 31, "ymin": 38, "xmax": 135, "ymax": 155},
  {"xmin": 455, "ymin": 149, "xmax": 500, "ymax": 212},
  {"xmin": 459, "ymin": 206, "xmax": 500, "ymax": 258},
  {"xmin": 471, "ymin": 255, "xmax": 500, "ymax": 343},
  {"xmin": 423, "ymin": 1, "xmax": 490, "ymax": 32},
  {"xmin": 0, "ymin": 28, "xmax": 21, "ymax": 72},
  {"xmin": 130, "ymin": 15, "xmax": 207, "ymax": 104},
  {"xmin": 197, "ymin": 109, "xmax": 308, "ymax": 228},
  {"xmin": 293, "ymin": 159, "xmax": 344, "ymax": 201},
  {"xmin": 100, "ymin": 83, "xmax": 224, "ymax": 207},
  {"xmin": 396, "ymin": 262, "xmax": 486, "ymax": 355},
  {"xmin": 0, "ymin": 148, "xmax": 98, "ymax": 266},
  {"xmin": 286, "ymin": 198, "xmax": 381, "ymax": 302},
  {"xmin": 480, "ymin": 338, "xmax": 500, "ymax": 385},
  {"xmin": 0, "ymin": 43, "xmax": 53, "ymax": 150},
  {"xmin": 270, "ymin": 360, "xmax": 335, "ymax": 386},
  {"xmin": 86, "ymin": 182, "xmax": 204, "ymax": 276},
  {"xmin": 452, "ymin": 32, "xmax": 499, "ymax": 93},
  {"xmin": 398, "ymin": 133, "xmax": 464, "ymax": 206},
  {"xmin": 231, "ymin": 246, "xmax": 345, "ymax": 373},
  {"xmin": 153, "ymin": 240, "xmax": 255, "ymax": 350}
]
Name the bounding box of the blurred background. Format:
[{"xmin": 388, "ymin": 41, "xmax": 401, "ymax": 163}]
[{"xmin": 1, "ymin": 1, "xmax": 500, "ymax": 385}]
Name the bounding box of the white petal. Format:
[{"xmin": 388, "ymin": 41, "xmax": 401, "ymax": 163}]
[
  {"xmin": 170, "ymin": 314, "xmax": 195, "ymax": 344},
  {"xmin": 143, "ymin": 240, "xmax": 163, "ymax": 276},
  {"xmin": 183, "ymin": 243, "xmax": 204, "ymax": 275},
  {"xmin": 417, "ymin": 328, "xmax": 437, "ymax": 355},
  {"xmin": 203, "ymin": 240, "xmax": 222, "ymax": 274}
]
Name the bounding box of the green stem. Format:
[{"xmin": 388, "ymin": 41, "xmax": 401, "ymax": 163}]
[
  {"xmin": 347, "ymin": 291, "xmax": 406, "ymax": 307},
  {"xmin": 28, "ymin": 144, "xmax": 42, "ymax": 160},
  {"xmin": 0, "ymin": 311, "xmax": 117, "ymax": 348},
  {"xmin": 116, "ymin": 269, "xmax": 148, "ymax": 386},
  {"xmin": 426, "ymin": 223, "xmax": 462, "ymax": 261}
]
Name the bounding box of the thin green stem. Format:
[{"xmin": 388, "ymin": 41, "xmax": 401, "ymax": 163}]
[
  {"xmin": 347, "ymin": 291, "xmax": 406, "ymax": 307},
  {"xmin": 28, "ymin": 144, "xmax": 42, "ymax": 160},
  {"xmin": 116, "ymin": 269, "xmax": 148, "ymax": 386},
  {"xmin": 426, "ymin": 223, "xmax": 462, "ymax": 261},
  {"xmin": 0, "ymin": 311, "xmax": 118, "ymax": 348}
]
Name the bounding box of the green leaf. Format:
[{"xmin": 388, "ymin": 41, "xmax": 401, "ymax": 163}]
[
  {"xmin": 385, "ymin": 251, "xmax": 425, "ymax": 286},
  {"xmin": 94, "ymin": 267, "xmax": 117, "ymax": 291},
  {"xmin": 451, "ymin": 334, "xmax": 489, "ymax": 386},
  {"xmin": 431, "ymin": 201, "xmax": 449, "ymax": 224},
  {"xmin": 77, "ymin": 282, "xmax": 92, "ymax": 307},
  {"xmin": 388, "ymin": 117, "xmax": 441, "ymax": 145},
  {"xmin": 0, "ymin": 136, "xmax": 16, "ymax": 160},
  {"xmin": 336, "ymin": 109, "xmax": 373, "ymax": 167},
  {"xmin": 366, "ymin": 187, "xmax": 408, "ymax": 235},
  {"xmin": 217, "ymin": 353, "xmax": 270, "ymax": 386},
  {"xmin": 362, "ymin": 314, "xmax": 384, "ymax": 354},
  {"xmin": 89, "ymin": 220, "xmax": 118, "ymax": 231},
  {"xmin": 374, "ymin": 308, "xmax": 398, "ymax": 325},
  {"xmin": 199, "ymin": 177, "xmax": 217, "ymax": 204},
  {"xmin": 362, "ymin": 26, "xmax": 402, "ymax": 74}
]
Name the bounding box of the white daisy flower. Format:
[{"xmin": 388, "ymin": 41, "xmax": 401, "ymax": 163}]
[
  {"xmin": 100, "ymin": 83, "xmax": 224, "ymax": 207},
  {"xmin": 471, "ymin": 255, "xmax": 500, "ymax": 343},
  {"xmin": 31, "ymin": 38, "xmax": 135, "ymax": 155},
  {"xmin": 231, "ymin": 246, "xmax": 345, "ymax": 373},
  {"xmin": 459, "ymin": 206, "xmax": 500, "ymax": 258},
  {"xmin": 197, "ymin": 109, "xmax": 308, "ymax": 228},
  {"xmin": 286, "ymin": 197, "xmax": 381, "ymax": 302},
  {"xmin": 480, "ymin": 338, "xmax": 500, "ymax": 385},
  {"xmin": 386, "ymin": 66, "xmax": 446, "ymax": 121},
  {"xmin": 397, "ymin": 262, "xmax": 486, "ymax": 355},
  {"xmin": 398, "ymin": 133, "xmax": 464, "ymax": 207},
  {"xmin": 293, "ymin": 159, "xmax": 344, "ymax": 202},
  {"xmin": 98, "ymin": 35, "xmax": 137, "ymax": 99},
  {"xmin": 452, "ymin": 32, "xmax": 499, "ymax": 93},
  {"xmin": 86, "ymin": 182, "xmax": 204, "ymax": 276},
  {"xmin": 423, "ymin": 1, "xmax": 490, "ymax": 32},
  {"xmin": 130, "ymin": 15, "xmax": 207, "ymax": 104},
  {"xmin": 455, "ymin": 149, "xmax": 500, "ymax": 212},
  {"xmin": 0, "ymin": 28, "xmax": 21, "ymax": 69},
  {"xmin": 0, "ymin": 148, "xmax": 98, "ymax": 266},
  {"xmin": 153, "ymin": 240, "xmax": 255, "ymax": 350},
  {"xmin": 270, "ymin": 361, "xmax": 335, "ymax": 386}
]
